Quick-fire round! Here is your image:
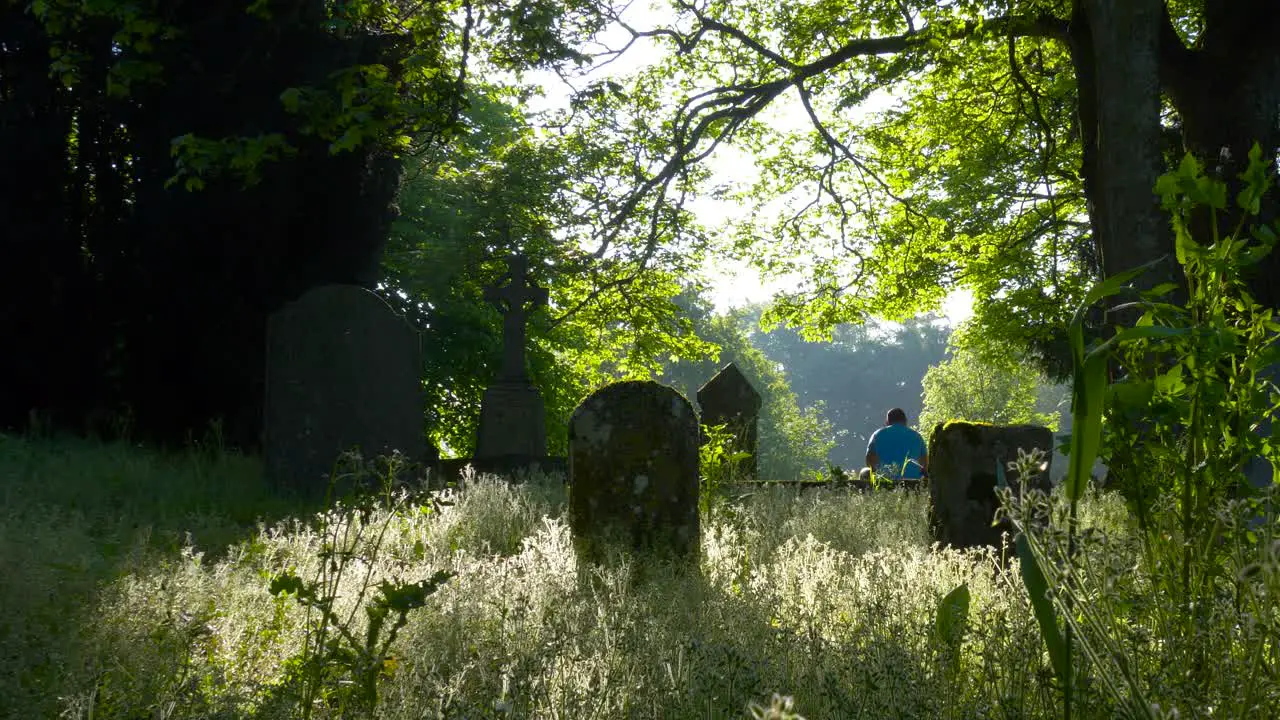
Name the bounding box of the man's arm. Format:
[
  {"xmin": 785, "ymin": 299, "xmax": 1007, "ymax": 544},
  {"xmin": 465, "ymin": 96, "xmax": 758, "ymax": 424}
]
[{"xmin": 866, "ymin": 434, "xmax": 878, "ymax": 469}]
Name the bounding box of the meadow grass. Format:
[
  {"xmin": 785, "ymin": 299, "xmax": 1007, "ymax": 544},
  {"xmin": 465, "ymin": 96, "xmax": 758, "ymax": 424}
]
[{"xmin": 1, "ymin": 433, "xmax": 1274, "ymax": 719}]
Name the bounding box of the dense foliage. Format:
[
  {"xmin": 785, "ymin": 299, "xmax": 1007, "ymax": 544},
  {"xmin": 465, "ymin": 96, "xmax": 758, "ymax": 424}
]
[
  {"xmin": 382, "ymin": 87, "xmax": 715, "ymax": 455},
  {"xmin": 0, "ymin": 0, "xmax": 607, "ymax": 447},
  {"xmin": 6, "ymin": 0, "xmax": 1278, "ymax": 459},
  {"xmin": 918, "ymin": 323, "xmax": 1065, "ymax": 436},
  {"xmin": 561, "ymin": 0, "xmax": 1280, "ymax": 375}
]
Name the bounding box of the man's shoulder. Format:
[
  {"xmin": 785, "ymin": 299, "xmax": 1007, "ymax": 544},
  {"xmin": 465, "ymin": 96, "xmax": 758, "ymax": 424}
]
[
  {"xmin": 885, "ymin": 424, "xmax": 918, "ymax": 438},
  {"xmin": 889, "ymin": 423, "xmax": 926, "ymax": 446}
]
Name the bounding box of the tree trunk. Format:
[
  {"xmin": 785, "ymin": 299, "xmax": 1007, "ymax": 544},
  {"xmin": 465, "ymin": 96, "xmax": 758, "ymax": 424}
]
[{"xmin": 1077, "ymin": 0, "xmax": 1176, "ymax": 302}]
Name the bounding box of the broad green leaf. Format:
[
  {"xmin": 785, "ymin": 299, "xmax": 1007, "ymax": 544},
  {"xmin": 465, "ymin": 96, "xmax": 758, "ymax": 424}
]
[
  {"xmin": 1088, "ymin": 325, "xmax": 1191, "ymax": 361},
  {"xmin": 1067, "ymin": 352, "xmax": 1107, "ymax": 503},
  {"xmin": 1108, "ymin": 380, "xmax": 1154, "ymax": 412},
  {"xmin": 1081, "ymin": 258, "xmax": 1163, "ymax": 309},
  {"xmin": 1016, "ymin": 533, "xmax": 1070, "ymax": 685},
  {"xmin": 1153, "ymin": 364, "xmax": 1187, "ymax": 395},
  {"xmin": 935, "ymin": 582, "xmax": 971, "ymax": 647},
  {"xmin": 1140, "ymin": 282, "xmax": 1179, "ymax": 299}
]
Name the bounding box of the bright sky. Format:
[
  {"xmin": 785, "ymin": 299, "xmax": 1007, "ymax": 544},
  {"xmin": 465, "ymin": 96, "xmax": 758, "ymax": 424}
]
[{"xmin": 525, "ymin": 1, "xmax": 976, "ymax": 327}]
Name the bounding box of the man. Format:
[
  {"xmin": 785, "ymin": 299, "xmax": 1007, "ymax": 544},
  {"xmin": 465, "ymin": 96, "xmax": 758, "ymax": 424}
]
[{"xmin": 862, "ymin": 408, "xmax": 928, "ymax": 484}]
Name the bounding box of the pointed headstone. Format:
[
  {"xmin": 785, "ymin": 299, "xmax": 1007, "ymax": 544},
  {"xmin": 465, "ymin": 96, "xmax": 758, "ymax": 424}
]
[{"xmin": 697, "ymin": 362, "xmax": 763, "ymax": 480}]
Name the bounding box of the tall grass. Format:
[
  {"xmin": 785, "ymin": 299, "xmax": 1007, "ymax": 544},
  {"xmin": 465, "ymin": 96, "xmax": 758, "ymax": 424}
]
[{"xmin": 3, "ymin": 432, "xmax": 1190, "ymax": 719}]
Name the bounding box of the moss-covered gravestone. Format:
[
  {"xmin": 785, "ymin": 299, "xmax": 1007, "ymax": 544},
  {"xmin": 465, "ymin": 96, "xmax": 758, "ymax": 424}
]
[
  {"xmin": 927, "ymin": 421, "xmax": 1053, "ymax": 550},
  {"xmin": 568, "ymin": 381, "xmax": 700, "ymax": 566}
]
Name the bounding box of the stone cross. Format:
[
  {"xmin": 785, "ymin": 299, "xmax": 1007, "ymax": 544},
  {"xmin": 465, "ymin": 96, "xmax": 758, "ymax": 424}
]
[{"xmin": 484, "ymin": 254, "xmax": 548, "ymax": 382}]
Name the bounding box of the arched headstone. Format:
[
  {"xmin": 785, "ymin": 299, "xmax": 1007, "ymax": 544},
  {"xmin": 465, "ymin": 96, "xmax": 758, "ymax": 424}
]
[{"xmin": 568, "ymin": 381, "xmax": 700, "ymax": 565}]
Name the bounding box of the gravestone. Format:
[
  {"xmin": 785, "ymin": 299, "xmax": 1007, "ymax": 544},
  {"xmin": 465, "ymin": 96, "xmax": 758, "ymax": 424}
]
[
  {"xmin": 697, "ymin": 362, "xmax": 762, "ymax": 480},
  {"xmin": 474, "ymin": 254, "xmax": 549, "ymax": 461},
  {"xmin": 263, "ymin": 285, "xmax": 429, "ymax": 495},
  {"xmin": 568, "ymin": 381, "xmax": 700, "ymax": 566},
  {"xmin": 926, "ymin": 421, "xmax": 1053, "ymax": 551}
]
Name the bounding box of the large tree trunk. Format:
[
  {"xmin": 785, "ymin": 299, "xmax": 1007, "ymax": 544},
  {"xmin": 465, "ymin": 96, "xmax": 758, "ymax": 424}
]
[
  {"xmin": 0, "ymin": 8, "xmax": 106, "ymax": 430},
  {"xmin": 1076, "ymin": 0, "xmax": 1176, "ymax": 300},
  {"xmin": 0, "ymin": 3, "xmax": 407, "ymax": 449}
]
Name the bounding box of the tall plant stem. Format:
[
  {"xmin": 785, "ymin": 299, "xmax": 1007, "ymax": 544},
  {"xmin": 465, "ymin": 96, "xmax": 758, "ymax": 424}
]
[
  {"xmin": 1064, "ymin": 493, "xmax": 1081, "ymax": 720},
  {"xmin": 1182, "ymin": 389, "xmax": 1200, "ymax": 608}
]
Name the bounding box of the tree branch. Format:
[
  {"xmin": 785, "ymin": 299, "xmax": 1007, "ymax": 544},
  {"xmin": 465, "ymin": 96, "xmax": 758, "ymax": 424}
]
[{"xmin": 794, "ymin": 14, "xmax": 1068, "ymax": 82}]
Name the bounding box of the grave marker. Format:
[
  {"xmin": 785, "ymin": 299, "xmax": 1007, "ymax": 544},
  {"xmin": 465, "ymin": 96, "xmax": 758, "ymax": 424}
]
[
  {"xmin": 475, "ymin": 253, "xmax": 549, "ymax": 460},
  {"xmin": 568, "ymin": 381, "xmax": 700, "ymax": 566},
  {"xmin": 926, "ymin": 421, "xmax": 1053, "ymax": 551},
  {"xmin": 263, "ymin": 284, "xmax": 428, "ymax": 494},
  {"xmin": 697, "ymin": 362, "xmax": 762, "ymax": 480}
]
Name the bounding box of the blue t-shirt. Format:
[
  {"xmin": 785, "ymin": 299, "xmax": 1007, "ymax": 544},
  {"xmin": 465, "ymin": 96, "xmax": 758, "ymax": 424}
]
[{"xmin": 867, "ymin": 423, "xmax": 927, "ymax": 479}]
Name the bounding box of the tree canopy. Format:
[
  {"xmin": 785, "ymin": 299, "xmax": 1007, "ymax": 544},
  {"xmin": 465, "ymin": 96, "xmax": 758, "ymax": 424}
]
[
  {"xmin": 4, "ymin": 0, "xmax": 1278, "ymax": 457},
  {"xmin": 382, "ymin": 86, "xmax": 716, "ymax": 456},
  {"xmin": 559, "ymin": 0, "xmax": 1279, "ymax": 374},
  {"xmin": 918, "ymin": 323, "xmax": 1066, "ymax": 436},
  {"xmin": 0, "ymin": 0, "xmax": 611, "ymax": 445}
]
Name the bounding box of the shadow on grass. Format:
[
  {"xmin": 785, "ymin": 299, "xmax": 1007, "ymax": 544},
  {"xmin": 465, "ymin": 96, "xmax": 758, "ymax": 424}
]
[{"xmin": 0, "ymin": 432, "xmax": 333, "ymax": 719}]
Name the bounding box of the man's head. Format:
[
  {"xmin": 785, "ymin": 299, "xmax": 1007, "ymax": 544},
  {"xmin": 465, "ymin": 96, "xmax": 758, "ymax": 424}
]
[{"xmin": 886, "ymin": 408, "xmax": 908, "ymax": 425}]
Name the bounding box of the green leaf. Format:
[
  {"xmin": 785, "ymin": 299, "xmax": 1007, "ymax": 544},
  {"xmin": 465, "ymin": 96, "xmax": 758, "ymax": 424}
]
[
  {"xmin": 935, "ymin": 582, "xmax": 971, "ymax": 648},
  {"xmin": 1016, "ymin": 533, "xmax": 1070, "ymax": 685},
  {"xmin": 1067, "ymin": 352, "xmax": 1107, "ymax": 503},
  {"xmin": 1153, "ymin": 364, "xmax": 1187, "ymax": 395},
  {"xmin": 1139, "ymin": 282, "xmax": 1179, "ymax": 299},
  {"xmin": 280, "ymin": 87, "xmax": 301, "ymax": 113},
  {"xmin": 1237, "ymin": 142, "xmax": 1274, "ymax": 214},
  {"xmin": 1175, "ymin": 225, "xmax": 1200, "ymax": 265},
  {"xmin": 1107, "ymin": 379, "xmax": 1154, "ymax": 413},
  {"xmin": 1080, "ymin": 259, "xmax": 1162, "ymax": 310}
]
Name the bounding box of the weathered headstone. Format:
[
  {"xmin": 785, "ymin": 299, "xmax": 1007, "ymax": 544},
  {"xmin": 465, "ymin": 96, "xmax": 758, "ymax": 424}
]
[
  {"xmin": 926, "ymin": 421, "xmax": 1053, "ymax": 551},
  {"xmin": 697, "ymin": 362, "xmax": 762, "ymax": 480},
  {"xmin": 568, "ymin": 381, "xmax": 701, "ymax": 565},
  {"xmin": 474, "ymin": 254, "xmax": 548, "ymax": 460},
  {"xmin": 263, "ymin": 285, "xmax": 429, "ymax": 494}
]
